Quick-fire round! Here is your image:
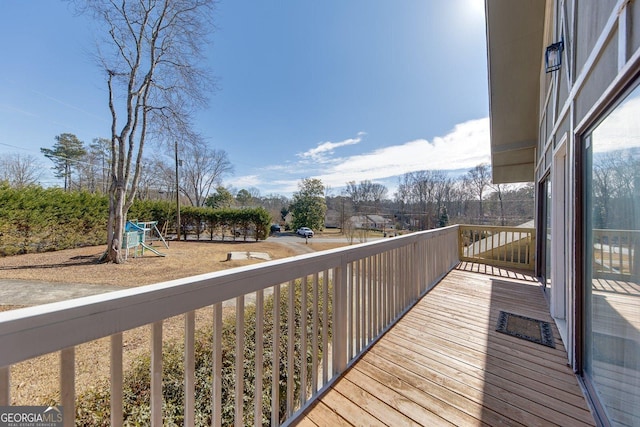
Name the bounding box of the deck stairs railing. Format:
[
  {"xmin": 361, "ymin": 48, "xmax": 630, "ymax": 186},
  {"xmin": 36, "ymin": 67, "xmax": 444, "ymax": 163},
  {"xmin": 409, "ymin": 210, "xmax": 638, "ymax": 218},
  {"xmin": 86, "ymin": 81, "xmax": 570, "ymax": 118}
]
[
  {"xmin": 458, "ymin": 224, "xmax": 536, "ymax": 272},
  {"xmin": 592, "ymin": 228, "xmax": 639, "ymax": 280}
]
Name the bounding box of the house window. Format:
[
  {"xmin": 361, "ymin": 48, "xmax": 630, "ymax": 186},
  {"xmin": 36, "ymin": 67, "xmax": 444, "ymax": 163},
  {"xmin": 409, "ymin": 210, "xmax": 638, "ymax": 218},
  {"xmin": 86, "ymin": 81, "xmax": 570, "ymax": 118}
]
[{"xmin": 583, "ymin": 82, "xmax": 640, "ymax": 426}]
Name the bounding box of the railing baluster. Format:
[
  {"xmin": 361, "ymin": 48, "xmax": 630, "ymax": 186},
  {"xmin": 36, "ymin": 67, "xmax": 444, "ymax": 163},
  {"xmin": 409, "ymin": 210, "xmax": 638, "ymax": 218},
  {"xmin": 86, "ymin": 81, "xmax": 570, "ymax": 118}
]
[
  {"xmin": 367, "ymin": 256, "xmax": 373, "ymax": 344},
  {"xmin": 415, "ymin": 243, "xmax": 420, "ymax": 301},
  {"xmin": 355, "ymin": 259, "xmax": 361, "ymax": 355},
  {"xmin": 618, "ymin": 231, "xmax": 623, "ymax": 273},
  {"xmin": 510, "ymin": 231, "xmax": 515, "ymax": 263},
  {"xmin": 60, "ymin": 347, "xmax": 75, "ymax": 427},
  {"xmin": 333, "ymin": 265, "xmax": 348, "ymax": 376},
  {"xmin": 608, "ymin": 233, "xmax": 614, "ymax": 272},
  {"xmin": 151, "ymin": 321, "xmax": 162, "ymax": 427},
  {"xmin": 347, "ymin": 263, "xmax": 353, "ymax": 360},
  {"xmin": 311, "ymin": 273, "xmax": 319, "ymax": 395},
  {"xmin": 390, "ymin": 248, "xmax": 395, "ymax": 319},
  {"xmin": 385, "ymin": 250, "xmax": 390, "ymax": 326},
  {"xmin": 301, "ymin": 276, "xmax": 308, "ymax": 406},
  {"xmin": 373, "ymin": 254, "xmax": 379, "ymax": 336},
  {"xmin": 271, "ymin": 284, "xmax": 280, "ymax": 427},
  {"xmin": 322, "ymin": 271, "xmax": 328, "ymax": 386},
  {"xmin": 235, "ymin": 296, "xmax": 245, "ymax": 427},
  {"xmin": 287, "ymin": 281, "xmax": 294, "ymax": 418},
  {"xmin": 0, "ymin": 366, "xmax": 9, "ymax": 406},
  {"xmin": 362, "ymin": 258, "xmax": 367, "ymax": 346},
  {"xmin": 212, "ymin": 302, "xmax": 222, "ymax": 427},
  {"xmin": 185, "ymin": 311, "xmax": 195, "ymax": 427},
  {"xmin": 110, "ymin": 333, "xmax": 123, "ymax": 427},
  {"xmin": 255, "ymin": 290, "xmax": 264, "ymax": 426},
  {"xmin": 399, "ymin": 246, "xmax": 404, "ymax": 307}
]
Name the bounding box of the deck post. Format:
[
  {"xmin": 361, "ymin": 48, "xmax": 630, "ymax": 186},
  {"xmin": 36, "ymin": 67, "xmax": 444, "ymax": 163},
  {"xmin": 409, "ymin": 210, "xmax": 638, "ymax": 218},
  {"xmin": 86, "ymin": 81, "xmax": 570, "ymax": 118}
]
[
  {"xmin": 333, "ymin": 261, "xmax": 348, "ymax": 375},
  {"xmin": 151, "ymin": 322, "xmax": 163, "ymax": 427},
  {"xmin": 0, "ymin": 366, "xmax": 9, "ymax": 406},
  {"xmin": 110, "ymin": 333, "xmax": 123, "ymax": 427},
  {"xmin": 60, "ymin": 347, "xmax": 75, "ymax": 427}
]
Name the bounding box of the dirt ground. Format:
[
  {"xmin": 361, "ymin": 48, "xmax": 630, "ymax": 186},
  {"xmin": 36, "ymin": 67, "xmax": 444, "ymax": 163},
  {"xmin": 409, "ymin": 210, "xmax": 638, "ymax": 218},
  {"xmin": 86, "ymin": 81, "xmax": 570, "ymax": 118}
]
[
  {"xmin": 0, "ymin": 237, "xmax": 347, "ymax": 406},
  {"xmin": 0, "ymin": 240, "xmax": 300, "ymax": 286}
]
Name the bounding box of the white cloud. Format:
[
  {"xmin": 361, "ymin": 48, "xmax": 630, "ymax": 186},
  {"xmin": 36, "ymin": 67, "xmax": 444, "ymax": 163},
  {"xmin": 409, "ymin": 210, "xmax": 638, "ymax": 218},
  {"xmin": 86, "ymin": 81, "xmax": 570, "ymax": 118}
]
[
  {"xmin": 316, "ymin": 118, "xmax": 490, "ymax": 188},
  {"xmin": 297, "ymin": 131, "xmax": 366, "ymax": 163},
  {"xmin": 593, "ymin": 95, "xmax": 640, "ymax": 152},
  {"xmin": 228, "ymin": 174, "xmax": 262, "ymax": 188},
  {"xmin": 242, "ymin": 118, "xmax": 490, "ymax": 196}
]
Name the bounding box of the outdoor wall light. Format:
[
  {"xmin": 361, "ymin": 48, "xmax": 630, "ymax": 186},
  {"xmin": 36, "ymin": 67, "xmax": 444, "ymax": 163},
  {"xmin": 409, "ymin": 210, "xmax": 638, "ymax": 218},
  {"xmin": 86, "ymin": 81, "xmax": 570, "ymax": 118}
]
[{"xmin": 545, "ymin": 40, "xmax": 564, "ymax": 73}]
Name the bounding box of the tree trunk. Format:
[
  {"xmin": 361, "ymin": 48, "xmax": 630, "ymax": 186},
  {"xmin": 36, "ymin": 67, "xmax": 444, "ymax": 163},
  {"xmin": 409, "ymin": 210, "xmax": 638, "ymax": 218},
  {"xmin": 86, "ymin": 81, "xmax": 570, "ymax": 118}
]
[{"xmin": 105, "ymin": 186, "xmax": 126, "ymax": 264}]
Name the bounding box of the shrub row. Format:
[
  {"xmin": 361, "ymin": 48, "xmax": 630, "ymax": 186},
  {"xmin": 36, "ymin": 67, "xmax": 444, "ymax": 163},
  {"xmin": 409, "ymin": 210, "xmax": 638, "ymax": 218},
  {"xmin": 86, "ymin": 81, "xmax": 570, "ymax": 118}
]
[
  {"xmin": 0, "ymin": 185, "xmax": 272, "ymax": 256},
  {"xmin": 0, "ymin": 185, "xmax": 108, "ymax": 256},
  {"xmin": 179, "ymin": 206, "xmax": 272, "ymax": 241}
]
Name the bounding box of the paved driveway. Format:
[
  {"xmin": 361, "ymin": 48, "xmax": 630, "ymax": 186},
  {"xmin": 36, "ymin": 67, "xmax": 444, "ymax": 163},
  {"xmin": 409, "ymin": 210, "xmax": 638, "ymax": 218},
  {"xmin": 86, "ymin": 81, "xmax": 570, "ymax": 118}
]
[{"xmin": 0, "ymin": 280, "xmax": 124, "ymax": 307}]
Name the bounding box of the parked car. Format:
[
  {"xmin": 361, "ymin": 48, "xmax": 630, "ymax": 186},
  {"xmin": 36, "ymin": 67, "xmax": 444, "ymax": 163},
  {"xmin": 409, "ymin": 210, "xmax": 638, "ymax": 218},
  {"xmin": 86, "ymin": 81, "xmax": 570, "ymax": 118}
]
[
  {"xmin": 296, "ymin": 227, "xmax": 314, "ymax": 237},
  {"xmin": 270, "ymin": 224, "xmax": 281, "ymax": 233}
]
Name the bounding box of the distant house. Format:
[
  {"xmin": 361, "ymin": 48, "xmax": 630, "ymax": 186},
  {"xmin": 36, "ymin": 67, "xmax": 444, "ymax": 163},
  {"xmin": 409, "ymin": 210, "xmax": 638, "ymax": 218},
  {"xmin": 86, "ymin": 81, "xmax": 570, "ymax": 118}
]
[
  {"xmin": 348, "ymin": 215, "xmax": 392, "ymax": 231},
  {"xmin": 324, "ymin": 209, "xmax": 341, "ymax": 228}
]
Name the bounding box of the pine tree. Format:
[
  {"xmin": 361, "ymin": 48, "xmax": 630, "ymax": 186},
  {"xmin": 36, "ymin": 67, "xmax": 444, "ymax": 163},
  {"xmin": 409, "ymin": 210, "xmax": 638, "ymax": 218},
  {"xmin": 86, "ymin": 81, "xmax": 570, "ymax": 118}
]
[{"xmin": 41, "ymin": 133, "xmax": 86, "ymax": 191}]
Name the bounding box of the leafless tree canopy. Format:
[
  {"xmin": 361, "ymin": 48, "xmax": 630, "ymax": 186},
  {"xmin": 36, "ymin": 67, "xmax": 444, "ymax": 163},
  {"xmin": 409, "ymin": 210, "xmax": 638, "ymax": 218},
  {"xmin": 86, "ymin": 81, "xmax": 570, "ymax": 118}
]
[
  {"xmin": 465, "ymin": 163, "xmax": 491, "ymax": 221},
  {"xmin": 153, "ymin": 140, "xmax": 233, "ymax": 207},
  {"xmin": 0, "ymin": 153, "xmax": 44, "ymax": 188},
  {"xmin": 76, "ymin": 0, "xmax": 216, "ymax": 262},
  {"xmin": 345, "ymin": 180, "xmax": 388, "ymax": 213}
]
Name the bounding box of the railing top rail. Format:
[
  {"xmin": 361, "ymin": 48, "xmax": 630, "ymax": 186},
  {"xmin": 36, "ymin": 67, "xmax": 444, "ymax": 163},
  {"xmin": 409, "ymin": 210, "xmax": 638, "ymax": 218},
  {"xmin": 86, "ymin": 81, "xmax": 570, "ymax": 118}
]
[
  {"xmin": 458, "ymin": 224, "xmax": 535, "ymax": 233},
  {"xmin": 0, "ymin": 225, "xmax": 459, "ymax": 367},
  {"xmin": 592, "ymin": 228, "xmax": 640, "ymax": 234}
]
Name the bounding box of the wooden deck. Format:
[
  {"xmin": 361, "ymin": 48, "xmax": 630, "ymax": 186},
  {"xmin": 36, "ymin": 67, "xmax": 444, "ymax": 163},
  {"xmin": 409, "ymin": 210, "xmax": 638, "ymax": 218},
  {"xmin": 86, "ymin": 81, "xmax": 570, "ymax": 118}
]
[{"xmin": 293, "ymin": 265, "xmax": 595, "ymax": 426}]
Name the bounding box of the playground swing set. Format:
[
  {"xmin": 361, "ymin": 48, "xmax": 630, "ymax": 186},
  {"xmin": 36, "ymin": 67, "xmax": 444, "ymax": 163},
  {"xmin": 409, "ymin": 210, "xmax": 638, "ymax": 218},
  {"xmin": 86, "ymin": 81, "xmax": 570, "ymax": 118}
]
[{"xmin": 122, "ymin": 220, "xmax": 169, "ymax": 260}]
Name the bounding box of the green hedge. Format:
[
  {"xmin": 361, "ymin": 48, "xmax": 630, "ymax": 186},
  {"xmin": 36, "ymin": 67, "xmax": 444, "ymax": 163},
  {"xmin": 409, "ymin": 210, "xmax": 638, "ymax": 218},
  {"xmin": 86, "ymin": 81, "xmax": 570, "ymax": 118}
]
[
  {"xmin": 180, "ymin": 206, "xmax": 271, "ymax": 242},
  {"xmin": 0, "ymin": 185, "xmax": 272, "ymax": 256},
  {"xmin": 0, "ymin": 185, "xmax": 109, "ymax": 256},
  {"xmin": 75, "ymin": 279, "xmax": 333, "ymax": 425}
]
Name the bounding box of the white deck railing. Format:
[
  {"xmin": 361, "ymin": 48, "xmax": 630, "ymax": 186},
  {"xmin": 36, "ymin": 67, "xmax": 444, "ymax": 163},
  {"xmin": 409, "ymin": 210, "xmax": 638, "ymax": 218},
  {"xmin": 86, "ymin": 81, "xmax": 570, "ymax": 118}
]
[
  {"xmin": 0, "ymin": 226, "xmax": 459, "ymax": 427},
  {"xmin": 458, "ymin": 224, "xmax": 535, "ymax": 271}
]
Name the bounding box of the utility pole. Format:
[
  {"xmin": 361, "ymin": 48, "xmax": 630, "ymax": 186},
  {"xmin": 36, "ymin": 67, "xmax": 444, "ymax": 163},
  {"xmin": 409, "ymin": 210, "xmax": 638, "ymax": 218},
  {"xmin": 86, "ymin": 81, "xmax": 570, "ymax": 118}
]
[{"xmin": 175, "ymin": 140, "xmax": 181, "ymax": 241}]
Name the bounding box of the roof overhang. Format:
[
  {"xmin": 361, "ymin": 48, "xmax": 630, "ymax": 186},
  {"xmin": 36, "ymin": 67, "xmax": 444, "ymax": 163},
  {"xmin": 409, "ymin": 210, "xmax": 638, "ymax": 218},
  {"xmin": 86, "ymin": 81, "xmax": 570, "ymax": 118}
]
[{"xmin": 485, "ymin": 0, "xmax": 546, "ymax": 183}]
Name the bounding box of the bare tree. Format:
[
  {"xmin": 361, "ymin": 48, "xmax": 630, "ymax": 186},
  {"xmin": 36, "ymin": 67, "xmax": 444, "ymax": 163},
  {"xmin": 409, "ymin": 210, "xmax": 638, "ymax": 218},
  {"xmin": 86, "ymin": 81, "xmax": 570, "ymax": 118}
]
[
  {"xmin": 0, "ymin": 153, "xmax": 43, "ymax": 188},
  {"xmin": 489, "ymin": 182, "xmax": 510, "ymax": 226},
  {"xmin": 180, "ymin": 140, "xmax": 233, "ymax": 206},
  {"xmin": 409, "ymin": 171, "xmax": 437, "ymax": 229},
  {"xmin": 77, "ymin": 0, "xmax": 215, "ymax": 262},
  {"xmin": 346, "ymin": 180, "xmax": 388, "ymax": 214},
  {"xmin": 74, "ymin": 137, "xmax": 111, "ymax": 193},
  {"xmin": 465, "ymin": 163, "xmax": 491, "ymax": 223}
]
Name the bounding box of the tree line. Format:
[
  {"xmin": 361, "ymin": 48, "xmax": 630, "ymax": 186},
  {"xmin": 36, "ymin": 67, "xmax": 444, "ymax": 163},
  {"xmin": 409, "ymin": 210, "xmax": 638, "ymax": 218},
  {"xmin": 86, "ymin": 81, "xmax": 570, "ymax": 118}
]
[
  {"xmin": 282, "ymin": 166, "xmax": 535, "ymax": 234},
  {"xmin": 0, "ymin": 156, "xmax": 535, "ymax": 257}
]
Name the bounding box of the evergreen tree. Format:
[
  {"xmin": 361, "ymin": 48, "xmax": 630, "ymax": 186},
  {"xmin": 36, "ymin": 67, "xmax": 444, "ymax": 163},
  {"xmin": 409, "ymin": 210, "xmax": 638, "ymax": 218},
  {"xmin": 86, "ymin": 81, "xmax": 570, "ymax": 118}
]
[
  {"xmin": 290, "ymin": 178, "xmax": 326, "ymax": 231},
  {"xmin": 41, "ymin": 133, "xmax": 86, "ymax": 191}
]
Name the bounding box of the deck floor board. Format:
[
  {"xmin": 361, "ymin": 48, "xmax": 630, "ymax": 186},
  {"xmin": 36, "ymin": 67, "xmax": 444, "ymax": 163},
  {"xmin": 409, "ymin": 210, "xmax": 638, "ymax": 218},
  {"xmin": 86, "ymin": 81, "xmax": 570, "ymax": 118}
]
[{"xmin": 293, "ymin": 265, "xmax": 595, "ymax": 426}]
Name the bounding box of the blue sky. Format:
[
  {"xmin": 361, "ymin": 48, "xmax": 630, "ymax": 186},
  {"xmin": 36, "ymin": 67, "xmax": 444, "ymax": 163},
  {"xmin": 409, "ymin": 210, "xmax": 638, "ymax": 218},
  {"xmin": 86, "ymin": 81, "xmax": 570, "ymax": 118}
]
[{"xmin": 0, "ymin": 0, "xmax": 489, "ymax": 197}]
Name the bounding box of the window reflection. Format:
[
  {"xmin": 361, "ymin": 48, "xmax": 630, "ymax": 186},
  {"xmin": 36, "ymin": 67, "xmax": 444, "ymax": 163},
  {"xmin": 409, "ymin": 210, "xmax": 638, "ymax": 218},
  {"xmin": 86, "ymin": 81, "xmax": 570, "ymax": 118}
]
[{"xmin": 585, "ymin": 83, "xmax": 640, "ymax": 426}]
